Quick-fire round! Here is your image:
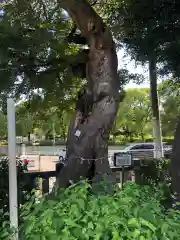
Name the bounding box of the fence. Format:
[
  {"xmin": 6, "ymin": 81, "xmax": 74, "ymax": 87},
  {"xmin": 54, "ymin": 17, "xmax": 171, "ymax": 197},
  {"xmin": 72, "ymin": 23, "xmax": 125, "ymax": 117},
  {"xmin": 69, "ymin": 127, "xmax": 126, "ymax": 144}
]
[
  {"xmin": 21, "ymin": 161, "xmax": 144, "ymax": 195},
  {"xmin": 3, "ymin": 149, "xmax": 168, "ymax": 197},
  {"xmin": 21, "ymin": 170, "xmax": 57, "ymax": 194},
  {"xmin": 20, "ymin": 150, "xmax": 167, "ymax": 191}
]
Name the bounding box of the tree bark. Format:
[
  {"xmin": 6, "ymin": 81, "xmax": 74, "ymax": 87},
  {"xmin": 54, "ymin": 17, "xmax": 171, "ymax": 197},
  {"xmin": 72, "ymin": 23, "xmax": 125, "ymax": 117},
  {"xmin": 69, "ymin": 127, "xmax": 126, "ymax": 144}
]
[
  {"xmin": 171, "ymin": 115, "xmax": 180, "ymax": 206},
  {"xmin": 149, "ymin": 57, "xmax": 163, "ymax": 159},
  {"xmin": 53, "ymin": 0, "xmax": 120, "ymax": 191}
]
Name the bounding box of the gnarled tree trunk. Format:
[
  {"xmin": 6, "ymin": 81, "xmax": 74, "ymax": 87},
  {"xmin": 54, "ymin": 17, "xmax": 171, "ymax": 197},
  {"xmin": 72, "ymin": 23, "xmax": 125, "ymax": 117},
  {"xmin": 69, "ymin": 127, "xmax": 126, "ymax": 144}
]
[{"xmin": 54, "ymin": 0, "xmax": 120, "ymax": 191}]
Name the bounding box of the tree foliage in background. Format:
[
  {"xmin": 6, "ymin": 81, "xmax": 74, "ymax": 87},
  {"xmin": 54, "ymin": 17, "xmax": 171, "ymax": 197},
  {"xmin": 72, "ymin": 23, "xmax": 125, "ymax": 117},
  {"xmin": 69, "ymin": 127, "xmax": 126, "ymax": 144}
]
[
  {"xmin": 0, "ymin": 83, "xmax": 178, "ymax": 142},
  {"xmin": 105, "ymin": 0, "xmax": 180, "ymax": 73},
  {"xmin": 0, "ymin": 110, "xmax": 7, "ymax": 139},
  {"xmin": 159, "ymin": 80, "xmax": 180, "ymax": 136},
  {"xmin": 112, "ymin": 88, "xmax": 151, "ymax": 142}
]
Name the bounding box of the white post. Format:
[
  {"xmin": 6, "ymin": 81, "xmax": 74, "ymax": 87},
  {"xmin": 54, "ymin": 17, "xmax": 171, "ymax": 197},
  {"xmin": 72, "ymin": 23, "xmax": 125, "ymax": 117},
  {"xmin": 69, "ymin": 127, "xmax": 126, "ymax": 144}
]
[
  {"xmin": 7, "ymin": 98, "xmax": 18, "ymax": 239},
  {"xmin": 21, "ymin": 143, "xmax": 26, "ymax": 157}
]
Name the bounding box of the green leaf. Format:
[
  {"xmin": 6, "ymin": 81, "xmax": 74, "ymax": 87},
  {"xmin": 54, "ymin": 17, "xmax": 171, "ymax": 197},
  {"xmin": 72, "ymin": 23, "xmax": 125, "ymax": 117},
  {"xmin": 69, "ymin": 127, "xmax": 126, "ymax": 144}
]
[
  {"xmin": 88, "ymin": 222, "xmax": 94, "ymax": 229},
  {"xmin": 140, "ymin": 218, "xmax": 156, "ymax": 232},
  {"xmin": 128, "ymin": 218, "xmax": 139, "ymax": 228}
]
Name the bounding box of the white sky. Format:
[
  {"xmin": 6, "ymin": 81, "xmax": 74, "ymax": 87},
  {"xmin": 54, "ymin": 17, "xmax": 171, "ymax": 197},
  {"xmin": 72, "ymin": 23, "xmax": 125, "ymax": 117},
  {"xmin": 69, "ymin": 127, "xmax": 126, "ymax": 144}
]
[{"xmin": 117, "ymin": 49, "xmax": 150, "ymax": 89}]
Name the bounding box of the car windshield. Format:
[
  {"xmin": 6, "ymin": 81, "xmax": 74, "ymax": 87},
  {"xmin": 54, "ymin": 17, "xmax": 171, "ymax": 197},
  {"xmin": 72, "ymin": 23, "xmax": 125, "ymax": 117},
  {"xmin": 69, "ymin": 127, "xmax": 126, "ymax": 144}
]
[
  {"xmin": 123, "ymin": 144, "xmax": 136, "ymax": 151},
  {"xmin": 124, "ymin": 143, "xmax": 132, "ymax": 148}
]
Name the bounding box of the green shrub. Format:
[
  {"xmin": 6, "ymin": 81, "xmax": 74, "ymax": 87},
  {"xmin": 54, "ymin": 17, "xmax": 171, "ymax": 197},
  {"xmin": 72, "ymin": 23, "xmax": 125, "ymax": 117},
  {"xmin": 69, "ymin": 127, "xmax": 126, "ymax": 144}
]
[
  {"xmin": 1, "ymin": 181, "xmax": 177, "ymax": 239},
  {"xmin": 140, "ymin": 159, "xmax": 171, "ymax": 184},
  {"xmin": 0, "ymin": 141, "xmax": 8, "ymax": 146},
  {"xmin": 139, "ymin": 159, "xmax": 172, "ymax": 206},
  {"xmin": 0, "ymin": 157, "xmax": 34, "ymax": 225},
  {"xmin": 37, "ymin": 139, "xmax": 66, "ymax": 146}
]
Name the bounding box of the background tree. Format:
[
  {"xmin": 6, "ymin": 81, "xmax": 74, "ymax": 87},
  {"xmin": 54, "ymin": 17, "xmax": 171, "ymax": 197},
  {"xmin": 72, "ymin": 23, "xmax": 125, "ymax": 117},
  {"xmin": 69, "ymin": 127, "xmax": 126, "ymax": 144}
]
[
  {"xmin": 159, "ymin": 80, "xmax": 180, "ymax": 137},
  {"xmin": 113, "ymin": 88, "xmax": 151, "ymax": 142},
  {"xmin": 104, "ymin": 0, "xmax": 180, "ymax": 201},
  {"xmin": 16, "ymin": 102, "xmax": 36, "ymax": 140},
  {"xmin": 105, "ymin": 0, "xmax": 180, "ymax": 158},
  {"xmin": 15, "ymin": 95, "xmax": 75, "ymax": 142},
  {"xmin": 0, "ymin": 110, "xmax": 7, "ymax": 139}
]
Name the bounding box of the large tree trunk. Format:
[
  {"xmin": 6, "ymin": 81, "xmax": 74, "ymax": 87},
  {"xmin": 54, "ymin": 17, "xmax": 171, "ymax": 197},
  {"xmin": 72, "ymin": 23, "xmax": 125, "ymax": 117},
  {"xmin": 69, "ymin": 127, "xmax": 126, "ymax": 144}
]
[
  {"xmin": 171, "ymin": 115, "xmax": 180, "ymax": 206},
  {"xmin": 149, "ymin": 57, "xmax": 163, "ymax": 159},
  {"xmin": 54, "ymin": 0, "xmax": 120, "ymax": 191}
]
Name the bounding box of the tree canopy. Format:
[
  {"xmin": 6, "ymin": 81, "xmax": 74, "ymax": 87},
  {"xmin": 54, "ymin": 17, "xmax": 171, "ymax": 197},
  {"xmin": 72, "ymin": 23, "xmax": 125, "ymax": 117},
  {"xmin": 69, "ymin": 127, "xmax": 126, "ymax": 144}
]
[
  {"xmin": 0, "ymin": 0, "xmax": 179, "ymax": 144},
  {"xmin": 114, "ymin": 88, "xmax": 151, "ymax": 141},
  {"xmin": 105, "ymin": 0, "xmax": 180, "ymax": 77},
  {"xmin": 0, "ymin": 82, "xmax": 177, "ymax": 143},
  {"xmin": 0, "ymin": 0, "xmax": 83, "ymax": 103}
]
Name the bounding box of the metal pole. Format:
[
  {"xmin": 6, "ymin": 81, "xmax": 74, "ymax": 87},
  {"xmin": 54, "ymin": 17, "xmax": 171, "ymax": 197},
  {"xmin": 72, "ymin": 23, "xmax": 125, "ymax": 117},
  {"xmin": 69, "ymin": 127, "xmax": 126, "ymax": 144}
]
[
  {"xmin": 21, "ymin": 143, "xmax": 26, "ymax": 156},
  {"xmin": 7, "ymin": 98, "xmax": 18, "ymax": 239}
]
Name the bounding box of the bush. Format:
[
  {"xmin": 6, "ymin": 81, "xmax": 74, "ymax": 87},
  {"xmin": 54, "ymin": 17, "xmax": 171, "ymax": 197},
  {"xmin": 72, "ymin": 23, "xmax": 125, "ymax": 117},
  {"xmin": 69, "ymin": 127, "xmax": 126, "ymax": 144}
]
[
  {"xmin": 139, "ymin": 159, "xmax": 172, "ymax": 208},
  {"xmin": 0, "ymin": 141, "xmax": 8, "ymax": 146},
  {"xmin": 0, "ymin": 157, "xmax": 33, "ymax": 226},
  {"xmin": 140, "ymin": 159, "xmax": 171, "ymax": 184},
  {"xmin": 109, "ymin": 136, "xmax": 174, "ymax": 145},
  {"xmin": 25, "ymin": 139, "xmax": 66, "ymax": 146},
  {"xmin": 0, "ymin": 180, "xmax": 178, "ymax": 239}
]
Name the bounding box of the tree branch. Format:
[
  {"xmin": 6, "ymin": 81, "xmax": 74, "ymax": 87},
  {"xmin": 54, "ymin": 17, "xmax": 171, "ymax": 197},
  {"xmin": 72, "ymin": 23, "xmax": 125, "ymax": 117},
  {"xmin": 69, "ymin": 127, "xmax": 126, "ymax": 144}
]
[
  {"xmin": 65, "ymin": 22, "xmax": 87, "ymax": 45},
  {"xmin": 1, "ymin": 47, "xmax": 89, "ymax": 79},
  {"xmin": 60, "ymin": 0, "xmax": 102, "ymax": 38}
]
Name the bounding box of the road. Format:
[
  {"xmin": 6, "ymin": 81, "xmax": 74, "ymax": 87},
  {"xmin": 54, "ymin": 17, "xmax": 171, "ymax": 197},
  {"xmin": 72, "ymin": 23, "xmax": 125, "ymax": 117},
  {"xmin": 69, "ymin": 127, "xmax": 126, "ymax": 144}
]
[{"xmin": 19, "ymin": 145, "xmax": 125, "ymax": 156}]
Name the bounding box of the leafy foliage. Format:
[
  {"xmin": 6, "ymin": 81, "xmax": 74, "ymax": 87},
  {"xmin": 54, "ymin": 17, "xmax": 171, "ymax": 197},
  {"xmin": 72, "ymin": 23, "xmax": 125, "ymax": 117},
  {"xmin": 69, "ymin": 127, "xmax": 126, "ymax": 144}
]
[
  {"xmin": 0, "ymin": 110, "xmax": 7, "ymax": 139},
  {"xmin": 140, "ymin": 159, "xmax": 171, "ymax": 185},
  {"xmin": 105, "ymin": 0, "xmax": 180, "ymax": 77},
  {"xmin": 159, "ymin": 80, "xmax": 180, "ymax": 136},
  {"xmin": 0, "ymin": 83, "xmax": 177, "ymax": 141},
  {"xmin": 0, "ymin": 157, "xmax": 32, "ymax": 225},
  {"xmin": 0, "ymin": 180, "xmax": 177, "ymax": 239},
  {"xmin": 0, "ymin": 0, "xmax": 147, "ymax": 101},
  {"xmin": 112, "ymin": 88, "xmax": 151, "ymax": 141},
  {"xmin": 0, "ymin": 0, "xmax": 81, "ymax": 101}
]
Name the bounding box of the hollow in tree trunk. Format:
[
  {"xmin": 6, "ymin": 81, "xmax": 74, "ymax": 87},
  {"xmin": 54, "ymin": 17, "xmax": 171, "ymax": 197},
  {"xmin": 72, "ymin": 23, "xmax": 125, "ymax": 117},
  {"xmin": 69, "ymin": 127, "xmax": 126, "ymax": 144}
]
[{"xmin": 54, "ymin": 0, "xmax": 120, "ymax": 191}]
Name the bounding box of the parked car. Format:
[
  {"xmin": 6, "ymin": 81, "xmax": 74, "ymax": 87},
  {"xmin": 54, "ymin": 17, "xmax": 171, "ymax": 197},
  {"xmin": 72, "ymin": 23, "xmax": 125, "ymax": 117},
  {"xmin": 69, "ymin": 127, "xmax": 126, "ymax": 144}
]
[{"xmin": 113, "ymin": 142, "xmax": 172, "ymax": 163}]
